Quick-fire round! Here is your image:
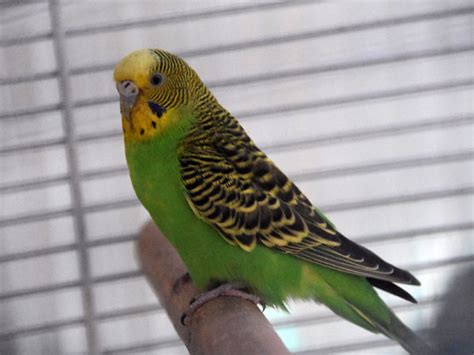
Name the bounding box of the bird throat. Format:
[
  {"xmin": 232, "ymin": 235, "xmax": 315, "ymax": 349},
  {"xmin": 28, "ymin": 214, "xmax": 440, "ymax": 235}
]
[
  {"xmin": 122, "ymin": 99, "xmax": 195, "ymax": 144},
  {"xmin": 122, "ymin": 97, "xmax": 172, "ymax": 142}
]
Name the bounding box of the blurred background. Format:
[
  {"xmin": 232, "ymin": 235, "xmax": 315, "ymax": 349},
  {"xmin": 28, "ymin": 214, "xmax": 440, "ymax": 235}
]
[{"xmin": 0, "ymin": 0, "xmax": 473, "ymax": 354}]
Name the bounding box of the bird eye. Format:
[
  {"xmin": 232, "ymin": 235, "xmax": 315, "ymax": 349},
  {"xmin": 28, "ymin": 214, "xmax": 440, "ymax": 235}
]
[{"xmin": 150, "ymin": 73, "xmax": 164, "ymax": 87}]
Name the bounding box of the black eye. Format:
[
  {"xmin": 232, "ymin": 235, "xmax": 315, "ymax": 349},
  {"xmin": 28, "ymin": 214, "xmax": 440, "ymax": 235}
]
[{"xmin": 150, "ymin": 73, "xmax": 164, "ymax": 86}]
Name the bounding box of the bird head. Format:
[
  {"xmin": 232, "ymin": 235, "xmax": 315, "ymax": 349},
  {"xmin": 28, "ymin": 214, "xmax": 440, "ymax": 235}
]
[{"xmin": 113, "ymin": 48, "xmax": 206, "ymax": 142}]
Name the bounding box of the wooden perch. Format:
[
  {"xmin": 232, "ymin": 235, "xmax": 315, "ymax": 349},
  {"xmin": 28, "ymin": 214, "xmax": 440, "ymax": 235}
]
[{"xmin": 137, "ymin": 221, "xmax": 290, "ymax": 355}]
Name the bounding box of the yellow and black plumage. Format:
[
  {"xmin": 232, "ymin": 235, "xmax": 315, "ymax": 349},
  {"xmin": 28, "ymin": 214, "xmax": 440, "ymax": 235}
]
[
  {"xmin": 115, "ymin": 48, "xmax": 430, "ymax": 353},
  {"xmin": 179, "ymin": 98, "xmax": 419, "ymax": 302}
]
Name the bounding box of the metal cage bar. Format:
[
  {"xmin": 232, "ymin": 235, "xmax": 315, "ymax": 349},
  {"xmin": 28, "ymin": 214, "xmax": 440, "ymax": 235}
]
[{"xmin": 48, "ymin": 0, "xmax": 98, "ymax": 353}]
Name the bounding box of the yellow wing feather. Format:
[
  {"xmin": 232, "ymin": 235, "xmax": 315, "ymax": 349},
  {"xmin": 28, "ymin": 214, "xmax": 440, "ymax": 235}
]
[{"xmin": 179, "ymin": 114, "xmax": 419, "ymax": 285}]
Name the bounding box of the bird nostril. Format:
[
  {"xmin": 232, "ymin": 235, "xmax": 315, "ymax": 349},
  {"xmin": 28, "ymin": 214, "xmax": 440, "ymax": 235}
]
[{"xmin": 117, "ymin": 81, "xmax": 138, "ymax": 97}]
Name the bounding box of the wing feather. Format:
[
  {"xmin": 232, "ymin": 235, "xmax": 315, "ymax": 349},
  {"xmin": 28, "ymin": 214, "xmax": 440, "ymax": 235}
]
[{"xmin": 179, "ymin": 119, "xmax": 419, "ymax": 285}]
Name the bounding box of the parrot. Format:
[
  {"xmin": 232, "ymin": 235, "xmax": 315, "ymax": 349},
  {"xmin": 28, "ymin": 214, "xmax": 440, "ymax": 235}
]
[{"xmin": 114, "ymin": 48, "xmax": 430, "ymax": 354}]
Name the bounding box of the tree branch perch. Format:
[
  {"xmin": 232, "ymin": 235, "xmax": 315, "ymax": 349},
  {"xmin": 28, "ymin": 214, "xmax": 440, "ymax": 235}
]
[{"xmin": 137, "ymin": 221, "xmax": 290, "ymax": 355}]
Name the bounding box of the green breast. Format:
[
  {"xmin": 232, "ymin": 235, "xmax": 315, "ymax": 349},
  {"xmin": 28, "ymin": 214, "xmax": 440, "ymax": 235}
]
[
  {"xmin": 125, "ymin": 113, "xmax": 237, "ymax": 283},
  {"xmin": 124, "ymin": 112, "xmax": 369, "ymax": 310},
  {"xmin": 124, "ymin": 118, "xmax": 307, "ymax": 304},
  {"xmin": 124, "ymin": 112, "xmax": 206, "ymax": 254}
]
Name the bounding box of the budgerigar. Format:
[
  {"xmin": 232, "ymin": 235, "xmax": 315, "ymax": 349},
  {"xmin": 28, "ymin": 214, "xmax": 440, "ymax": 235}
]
[{"xmin": 114, "ymin": 49, "xmax": 430, "ymax": 354}]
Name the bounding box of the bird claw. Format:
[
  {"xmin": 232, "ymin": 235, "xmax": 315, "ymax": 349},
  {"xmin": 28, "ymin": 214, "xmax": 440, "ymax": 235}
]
[
  {"xmin": 173, "ymin": 272, "xmax": 192, "ymax": 294},
  {"xmin": 180, "ymin": 282, "xmax": 262, "ymax": 326}
]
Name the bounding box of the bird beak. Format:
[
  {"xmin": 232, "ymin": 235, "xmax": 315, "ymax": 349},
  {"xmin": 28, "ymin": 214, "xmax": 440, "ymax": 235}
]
[{"xmin": 116, "ymin": 80, "xmax": 139, "ymax": 120}]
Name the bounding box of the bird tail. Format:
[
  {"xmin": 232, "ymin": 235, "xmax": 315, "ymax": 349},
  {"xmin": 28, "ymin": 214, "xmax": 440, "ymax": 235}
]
[
  {"xmin": 382, "ymin": 312, "xmax": 432, "ymax": 355},
  {"xmin": 348, "ymin": 301, "xmax": 433, "ymax": 354},
  {"xmin": 311, "ymin": 265, "xmax": 433, "ymax": 354}
]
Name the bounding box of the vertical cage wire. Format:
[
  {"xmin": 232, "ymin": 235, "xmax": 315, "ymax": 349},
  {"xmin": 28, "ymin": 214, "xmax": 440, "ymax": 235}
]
[{"xmin": 48, "ymin": 0, "xmax": 98, "ymax": 354}]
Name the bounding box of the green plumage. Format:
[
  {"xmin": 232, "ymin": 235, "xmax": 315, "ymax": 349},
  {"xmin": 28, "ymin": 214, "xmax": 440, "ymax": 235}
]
[{"xmin": 115, "ymin": 49, "xmax": 430, "ymax": 353}]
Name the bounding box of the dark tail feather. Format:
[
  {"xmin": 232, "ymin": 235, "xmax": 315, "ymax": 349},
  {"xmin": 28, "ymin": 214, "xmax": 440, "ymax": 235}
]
[{"xmin": 367, "ymin": 278, "xmax": 417, "ymax": 303}]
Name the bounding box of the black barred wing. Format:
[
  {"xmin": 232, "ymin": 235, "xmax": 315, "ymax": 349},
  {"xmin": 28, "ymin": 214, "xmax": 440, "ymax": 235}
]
[{"xmin": 179, "ymin": 127, "xmax": 419, "ymax": 286}]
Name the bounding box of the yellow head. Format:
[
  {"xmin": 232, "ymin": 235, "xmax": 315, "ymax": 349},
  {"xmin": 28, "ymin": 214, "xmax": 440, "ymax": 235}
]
[{"xmin": 113, "ymin": 49, "xmax": 205, "ymax": 142}]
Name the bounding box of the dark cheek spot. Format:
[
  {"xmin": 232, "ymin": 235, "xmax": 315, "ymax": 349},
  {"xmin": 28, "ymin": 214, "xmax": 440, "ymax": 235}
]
[
  {"xmin": 148, "ymin": 101, "xmax": 166, "ymax": 118},
  {"xmin": 151, "ymin": 121, "xmax": 157, "ymax": 129},
  {"xmin": 140, "ymin": 128, "xmax": 145, "ymax": 136}
]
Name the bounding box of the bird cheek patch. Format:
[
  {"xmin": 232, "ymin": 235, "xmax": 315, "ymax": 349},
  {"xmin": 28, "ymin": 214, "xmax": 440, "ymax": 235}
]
[{"xmin": 148, "ymin": 101, "xmax": 166, "ymax": 119}]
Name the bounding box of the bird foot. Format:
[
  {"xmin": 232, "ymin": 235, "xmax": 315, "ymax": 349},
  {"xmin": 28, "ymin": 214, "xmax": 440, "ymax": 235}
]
[
  {"xmin": 173, "ymin": 272, "xmax": 192, "ymax": 294},
  {"xmin": 181, "ymin": 282, "xmax": 262, "ymax": 325}
]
